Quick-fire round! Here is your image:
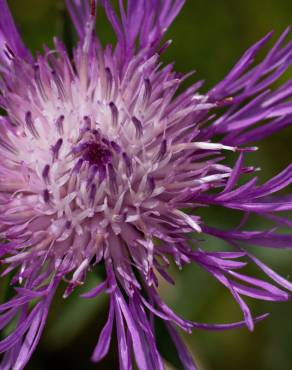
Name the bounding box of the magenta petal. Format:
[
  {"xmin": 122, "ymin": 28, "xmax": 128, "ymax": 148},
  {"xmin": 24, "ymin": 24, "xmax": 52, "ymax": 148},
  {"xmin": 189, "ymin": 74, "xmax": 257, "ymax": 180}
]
[
  {"xmin": 166, "ymin": 322, "xmax": 197, "ymax": 370},
  {"xmin": 91, "ymin": 296, "xmax": 115, "ymax": 362},
  {"xmin": 80, "ymin": 280, "xmax": 107, "ymax": 299},
  {"xmin": 0, "ymin": 0, "xmax": 32, "ymax": 66}
]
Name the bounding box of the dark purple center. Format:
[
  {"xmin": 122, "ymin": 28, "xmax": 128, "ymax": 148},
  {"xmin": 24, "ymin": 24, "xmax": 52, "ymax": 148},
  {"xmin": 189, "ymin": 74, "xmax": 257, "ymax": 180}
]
[{"xmin": 83, "ymin": 142, "xmax": 112, "ymax": 166}]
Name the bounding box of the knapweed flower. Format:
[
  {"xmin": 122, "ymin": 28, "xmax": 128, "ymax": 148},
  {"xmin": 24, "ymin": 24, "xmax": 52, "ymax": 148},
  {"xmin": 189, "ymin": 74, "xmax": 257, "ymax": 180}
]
[{"xmin": 0, "ymin": 0, "xmax": 292, "ymax": 368}]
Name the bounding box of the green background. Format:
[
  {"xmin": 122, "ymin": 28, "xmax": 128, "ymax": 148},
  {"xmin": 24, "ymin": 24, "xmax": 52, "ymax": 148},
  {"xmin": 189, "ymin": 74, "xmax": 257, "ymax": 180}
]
[{"xmin": 2, "ymin": 0, "xmax": 292, "ymax": 369}]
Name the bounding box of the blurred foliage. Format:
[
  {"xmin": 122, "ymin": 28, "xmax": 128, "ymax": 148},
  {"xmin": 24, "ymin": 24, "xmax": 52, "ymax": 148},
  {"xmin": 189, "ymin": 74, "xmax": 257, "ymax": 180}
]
[{"xmin": 2, "ymin": 0, "xmax": 292, "ymax": 369}]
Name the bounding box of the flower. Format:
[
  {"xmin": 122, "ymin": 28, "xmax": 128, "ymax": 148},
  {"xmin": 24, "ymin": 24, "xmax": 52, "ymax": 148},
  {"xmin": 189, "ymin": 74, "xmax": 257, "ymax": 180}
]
[{"xmin": 0, "ymin": 0, "xmax": 292, "ymax": 368}]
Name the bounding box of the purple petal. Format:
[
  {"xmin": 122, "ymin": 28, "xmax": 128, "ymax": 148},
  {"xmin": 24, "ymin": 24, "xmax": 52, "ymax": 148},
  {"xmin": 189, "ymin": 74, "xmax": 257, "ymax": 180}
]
[
  {"xmin": 91, "ymin": 296, "xmax": 114, "ymax": 362},
  {"xmin": 166, "ymin": 322, "xmax": 197, "ymax": 370}
]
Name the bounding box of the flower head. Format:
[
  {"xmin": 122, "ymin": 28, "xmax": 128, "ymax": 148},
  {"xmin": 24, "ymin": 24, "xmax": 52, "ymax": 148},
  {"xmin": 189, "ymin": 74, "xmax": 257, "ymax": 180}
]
[{"xmin": 0, "ymin": 1, "xmax": 292, "ymax": 369}]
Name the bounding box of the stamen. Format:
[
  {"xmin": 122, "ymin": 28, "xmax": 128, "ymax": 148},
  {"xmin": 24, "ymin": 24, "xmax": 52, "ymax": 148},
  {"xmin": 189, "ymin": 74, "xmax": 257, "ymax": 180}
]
[
  {"xmin": 132, "ymin": 116, "xmax": 143, "ymax": 139},
  {"xmin": 51, "ymin": 69, "xmax": 65, "ymax": 99},
  {"xmin": 102, "ymin": 137, "xmax": 110, "ymax": 146},
  {"xmin": 105, "ymin": 67, "xmax": 113, "ymax": 100},
  {"xmin": 156, "ymin": 139, "xmax": 167, "ymax": 161},
  {"xmin": 87, "ymin": 164, "xmax": 99, "ymax": 184},
  {"xmin": 89, "ymin": 184, "xmax": 96, "ymax": 205},
  {"xmin": 56, "ymin": 115, "xmax": 65, "ymax": 135},
  {"xmin": 73, "ymin": 143, "xmax": 88, "ymax": 154},
  {"xmin": 111, "ymin": 141, "xmax": 121, "ymax": 153},
  {"xmin": 43, "ymin": 189, "xmax": 50, "ymax": 203},
  {"xmin": 73, "ymin": 158, "xmax": 84, "ymax": 174},
  {"xmin": 51, "ymin": 138, "xmax": 63, "ymax": 161},
  {"xmin": 122, "ymin": 152, "xmax": 133, "ymax": 177},
  {"xmin": 25, "ymin": 112, "xmax": 39, "ymax": 139},
  {"xmin": 4, "ymin": 43, "xmax": 15, "ymax": 60},
  {"xmin": 42, "ymin": 165, "xmax": 50, "ymax": 184},
  {"xmin": 3, "ymin": 49, "xmax": 13, "ymax": 61},
  {"xmin": 107, "ymin": 164, "xmax": 118, "ymax": 194},
  {"xmin": 0, "ymin": 138, "xmax": 18, "ymax": 154},
  {"xmin": 109, "ymin": 102, "xmax": 118, "ymax": 127},
  {"xmin": 83, "ymin": 116, "xmax": 91, "ymax": 130},
  {"xmin": 99, "ymin": 165, "xmax": 106, "ymax": 183},
  {"xmin": 143, "ymin": 78, "xmax": 152, "ymax": 105},
  {"xmin": 146, "ymin": 176, "xmax": 155, "ymax": 195},
  {"xmin": 34, "ymin": 64, "xmax": 47, "ymax": 100}
]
